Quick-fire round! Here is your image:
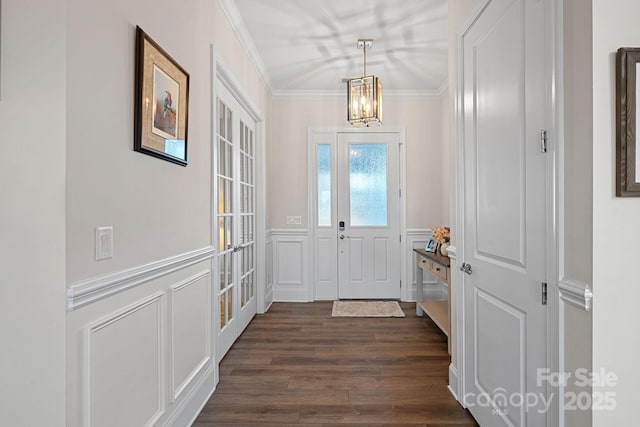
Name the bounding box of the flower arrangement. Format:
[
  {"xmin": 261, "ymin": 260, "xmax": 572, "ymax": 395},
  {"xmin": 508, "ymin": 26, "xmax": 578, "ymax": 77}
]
[{"xmin": 431, "ymin": 226, "xmax": 450, "ymax": 245}]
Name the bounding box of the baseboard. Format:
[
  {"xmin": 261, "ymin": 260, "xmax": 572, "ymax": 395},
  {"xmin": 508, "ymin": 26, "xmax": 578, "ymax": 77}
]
[
  {"xmin": 448, "ymin": 363, "xmax": 461, "ymax": 405},
  {"xmin": 162, "ymin": 364, "xmax": 217, "ymax": 427}
]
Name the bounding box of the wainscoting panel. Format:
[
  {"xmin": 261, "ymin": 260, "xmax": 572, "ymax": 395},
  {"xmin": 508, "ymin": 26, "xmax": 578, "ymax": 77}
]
[
  {"xmin": 265, "ymin": 236, "xmax": 274, "ymax": 309},
  {"xmin": 87, "ymin": 293, "xmax": 165, "ymax": 427},
  {"xmin": 66, "ymin": 256, "xmax": 217, "ymax": 427},
  {"xmin": 405, "ymin": 229, "xmax": 445, "ymax": 301},
  {"xmin": 169, "ymin": 271, "xmax": 211, "ymax": 402},
  {"xmin": 271, "ymin": 229, "xmax": 311, "ymax": 302}
]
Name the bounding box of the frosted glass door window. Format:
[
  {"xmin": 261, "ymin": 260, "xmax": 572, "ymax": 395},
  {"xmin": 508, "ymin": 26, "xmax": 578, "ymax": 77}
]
[
  {"xmin": 349, "ymin": 144, "xmax": 387, "ymax": 226},
  {"xmin": 317, "ymin": 144, "xmax": 331, "ymax": 226}
]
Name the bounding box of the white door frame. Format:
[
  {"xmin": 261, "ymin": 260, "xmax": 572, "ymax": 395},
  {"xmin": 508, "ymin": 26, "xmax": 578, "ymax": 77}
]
[
  {"xmin": 211, "ymin": 48, "xmax": 268, "ymax": 346},
  {"xmin": 307, "ymin": 127, "xmax": 408, "ymax": 301},
  {"xmin": 451, "ymin": 1, "xmax": 561, "ymax": 425}
]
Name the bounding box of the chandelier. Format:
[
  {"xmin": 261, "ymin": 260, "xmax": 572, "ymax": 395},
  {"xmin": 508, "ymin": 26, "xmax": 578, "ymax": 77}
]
[{"xmin": 347, "ymin": 39, "xmax": 383, "ymax": 127}]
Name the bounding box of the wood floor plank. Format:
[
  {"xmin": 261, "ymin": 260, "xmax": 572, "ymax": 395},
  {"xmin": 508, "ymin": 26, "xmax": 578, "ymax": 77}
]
[{"xmin": 192, "ymin": 302, "xmax": 477, "ymax": 426}]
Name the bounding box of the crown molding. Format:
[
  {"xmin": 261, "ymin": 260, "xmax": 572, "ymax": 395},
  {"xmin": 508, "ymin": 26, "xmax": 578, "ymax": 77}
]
[
  {"xmin": 217, "ymin": 0, "xmax": 274, "ymax": 95},
  {"xmin": 272, "ymin": 87, "xmax": 448, "ymax": 100}
]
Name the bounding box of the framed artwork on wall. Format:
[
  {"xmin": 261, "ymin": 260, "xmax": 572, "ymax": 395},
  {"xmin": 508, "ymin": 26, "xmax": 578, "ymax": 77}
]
[
  {"xmin": 616, "ymin": 47, "xmax": 640, "ymax": 196},
  {"xmin": 134, "ymin": 26, "xmax": 189, "ymax": 166}
]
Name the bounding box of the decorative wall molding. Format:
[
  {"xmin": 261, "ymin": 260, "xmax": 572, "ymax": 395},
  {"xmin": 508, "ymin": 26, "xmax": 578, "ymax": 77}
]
[
  {"xmin": 447, "ymin": 245, "xmax": 457, "ymax": 260},
  {"xmin": 67, "ymin": 246, "xmax": 215, "ymax": 311},
  {"xmin": 270, "ymin": 229, "xmax": 311, "ymax": 302},
  {"xmin": 169, "ymin": 271, "xmax": 211, "ymax": 402},
  {"xmin": 559, "ymin": 279, "xmax": 593, "ymax": 311},
  {"xmin": 86, "ymin": 292, "xmax": 166, "ymax": 427}
]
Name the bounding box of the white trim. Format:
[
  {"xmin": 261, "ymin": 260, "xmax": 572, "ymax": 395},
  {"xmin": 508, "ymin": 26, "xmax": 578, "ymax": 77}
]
[
  {"xmin": 217, "ymin": 0, "xmax": 274, "ymax": 96},
  {"xmin": 446, "ymin": 245, "xmax": 457, "ymax": 260},
  {"xmin": 448, "ymin": 363, "xmax": 460, "ymax": 401},
  {"xmin": 214, "ymin": 53, "xmax": 264, "ymax": 122},
  {"xmin": 269, "ymin": 228, "xmax": 309, "ymax": 236},
  {"xmin": 559, "ymin": 279, "xmax": 592, "ymax": 311},
  {"xmin": 66, "ymin": 246, "xmax": 215, "ymax": 311},
  {"xmin": 160, "ymin": 364, "xmax": 216, "ymax": 427}
]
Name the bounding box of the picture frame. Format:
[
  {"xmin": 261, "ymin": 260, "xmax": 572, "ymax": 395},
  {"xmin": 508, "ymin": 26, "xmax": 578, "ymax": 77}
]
[
  {"xmin": 616, "ymin": 47, "xmax": 640, "ymax": 196},
  {"xmin": 134, "ymin": 26, "xmax": 189, "ymax": 166},
  {"xmin": 425, "ymin": 239, "xmax": 437, "ymax": 253}
]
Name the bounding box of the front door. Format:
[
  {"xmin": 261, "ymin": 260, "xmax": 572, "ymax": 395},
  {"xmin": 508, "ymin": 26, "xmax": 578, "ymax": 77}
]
[
  {"xmin": 460, "ymin": 0, "xmax": 549, "ymax": 425},
  {"xmin": 336, "ymin": 132, "xmax": 401, "ymax": 299}
]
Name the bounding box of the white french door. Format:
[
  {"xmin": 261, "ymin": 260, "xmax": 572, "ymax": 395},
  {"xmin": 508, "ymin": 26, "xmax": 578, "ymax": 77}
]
[
  {"xmin": 460, "ymin": 0, "xmax": 549, "ymax": 425},
  {"xmin": 336, "ymin": 132, "xmax": 400, "ymax": 299},
  {"xmin": 215, "ymin": 82, "xmax": 257, "ymax": 361}
]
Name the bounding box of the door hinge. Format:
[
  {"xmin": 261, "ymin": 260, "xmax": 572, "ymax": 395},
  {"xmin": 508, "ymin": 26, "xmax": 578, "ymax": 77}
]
[
  {"xmin": 399, "ymin": 188, "xmax": 402, "ymax": 198},
  {"xmin": 399, "ymin": 234, "xmax": 402, "ymax": 243},
  {"xmin": 400, "ymin": 280, "xmax": 402, "ymax": 288},
  {"xmin": 541, "ymin": 282, "xmax": 548, "ymax": 305},
  {"xmin": 540, "ymin": 129, "xmax": 548, "ymax": 153}
]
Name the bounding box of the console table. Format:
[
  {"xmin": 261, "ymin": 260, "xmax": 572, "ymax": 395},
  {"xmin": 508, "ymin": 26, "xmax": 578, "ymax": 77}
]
[{"xmin": 414, "ymin": 248, "xmax": 451, "ymax": 352}]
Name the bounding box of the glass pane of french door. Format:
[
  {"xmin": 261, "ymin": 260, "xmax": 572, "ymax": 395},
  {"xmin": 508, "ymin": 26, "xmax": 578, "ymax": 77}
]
[
  {"xmin": 239, "ymin": 121, "xmax": 255, "ymax": 308},
  {"xmin": 217, "ymin": 99, "xmax": 234, "ymax": 330}
]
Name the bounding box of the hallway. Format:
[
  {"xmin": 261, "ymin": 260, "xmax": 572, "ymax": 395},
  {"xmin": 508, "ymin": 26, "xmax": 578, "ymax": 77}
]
[{"xmin": 194, "ymin": 302, "xmax": 477, "ymax": 426}]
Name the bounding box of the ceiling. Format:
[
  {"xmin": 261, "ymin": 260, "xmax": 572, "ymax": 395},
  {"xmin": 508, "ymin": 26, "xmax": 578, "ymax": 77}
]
[{"xmin": 222, "ymin": 0, "xmax": 449, "ymax": 97}]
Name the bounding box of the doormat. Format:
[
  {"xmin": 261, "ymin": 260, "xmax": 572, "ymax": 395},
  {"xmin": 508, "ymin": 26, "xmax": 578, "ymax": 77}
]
[{"xmin": 331, "ymin": 301, "xmax": 405, "ymax": 318}]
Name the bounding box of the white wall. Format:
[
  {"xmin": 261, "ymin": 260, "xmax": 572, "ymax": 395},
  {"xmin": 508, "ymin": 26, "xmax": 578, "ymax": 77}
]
[
  {"xmin": 592, "ymin": 0, "xmax": 640, "ymax": 425},
  {"xmin": 64, "ymin": 0, "xmax": 271, "ymax": 424},
  {"xmin": 562, "ymin": 0, "xmax": 593, "ymax": 425},
  {"xmin": 0, "ymin": 0, "xmax": 67, "ymax": 425},
  {"xmin": 268, "ymin": 97, "xmax": 444, "ymax": 230},
  {"xmin": 66, "ymin": 0, "xmax": 270, "ymax": 284}
]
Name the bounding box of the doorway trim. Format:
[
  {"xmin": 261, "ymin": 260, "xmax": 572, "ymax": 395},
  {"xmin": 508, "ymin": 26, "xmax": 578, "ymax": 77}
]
[
  {"xmin": 451, "ymin": 0, "xmax": 561, "ymax": 425},
  {"xmin": 307, "ymin": 127, "xmax": 407, "ymax": 301},
  {"xmin": 211, "ymin": 47, "xmax": 268, "ymax": 315}
]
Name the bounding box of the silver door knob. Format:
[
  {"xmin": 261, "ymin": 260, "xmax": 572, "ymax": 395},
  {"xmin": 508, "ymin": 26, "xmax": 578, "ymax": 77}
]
[
  {"xmin": 339, "ymin": 234, "xmax": 345, "ymax": 240},
  {"xmin": 460, "ymin": 262, "xmax": 472, "ymax": 275}
]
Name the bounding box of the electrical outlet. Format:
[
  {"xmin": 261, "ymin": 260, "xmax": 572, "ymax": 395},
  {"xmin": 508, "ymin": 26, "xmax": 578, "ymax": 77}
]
[
  {"xmin": 286, "ymin": 215, "xmax": 302, "ymax": 225},
  {"xmin": 95, "ymin": 226, "xmax": 113, "ymax": 261}
]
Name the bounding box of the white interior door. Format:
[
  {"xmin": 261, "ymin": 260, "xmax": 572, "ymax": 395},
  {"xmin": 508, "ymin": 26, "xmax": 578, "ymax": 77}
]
[
  {"xmin": 215, "ymin": 82, "xmax": 257, "ymax": 361},
  {"xmin": 460, "ymin": 0, "xmax": 548, "ymax": 425},
  {"xmin": 337, "ymin": 132, "xmax": 400, "ymax": 299}
]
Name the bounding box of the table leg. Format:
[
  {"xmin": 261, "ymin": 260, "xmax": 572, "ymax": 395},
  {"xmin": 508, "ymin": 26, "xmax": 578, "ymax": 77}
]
[{"xmin": 416, "ymin": 264, "xmax": 423, "ymax": 316}]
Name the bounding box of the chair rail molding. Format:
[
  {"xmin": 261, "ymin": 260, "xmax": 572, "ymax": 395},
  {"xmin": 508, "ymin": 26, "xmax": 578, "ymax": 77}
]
[
  {"xmin": 67, "ymin": 246, "xmax": 215, "ymax": 311},
  {"xmin": 559, "ymin": 279, "xmax": 593, "ymax": 311}
]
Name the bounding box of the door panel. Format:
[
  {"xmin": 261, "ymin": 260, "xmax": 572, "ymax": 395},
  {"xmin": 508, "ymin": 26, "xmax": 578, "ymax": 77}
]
[
  {"xmin": 337, "ymin": 133, "xmax": 400, "ymax": 299},
  {"xmin": 215, "ymin": 82, "xmax": 257, "ymax": 362},
  {"xmin": 462, "ymin": 0, "xmax": 548, "ymax": 425}
]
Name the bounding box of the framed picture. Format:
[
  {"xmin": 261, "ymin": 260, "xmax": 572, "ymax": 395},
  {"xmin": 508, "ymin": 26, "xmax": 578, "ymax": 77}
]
[
  {"xmin": 134, "ymin": 26, "xmax": 189, "ymax": 166},
  {"xmin": 425, "ymin": 240, "xmax": 437, "ymax": 253},
  {"xmin": 616, "ymin": 48, "xmax": 640, "ymax": 196}
]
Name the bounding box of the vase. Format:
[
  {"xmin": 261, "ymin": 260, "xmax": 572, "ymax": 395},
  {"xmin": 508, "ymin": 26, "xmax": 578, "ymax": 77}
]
[{"xmin": 439, "ymin": 243, "xmax": 450, "ymax": 257}]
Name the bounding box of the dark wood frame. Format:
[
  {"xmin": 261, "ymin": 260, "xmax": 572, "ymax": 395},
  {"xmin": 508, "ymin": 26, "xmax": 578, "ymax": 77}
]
[
  {"xmin": 134, "ymin": 26, "xmax": 190, "ymax": 166},
  {"xmin": 616, "ymin": 48, "xmax": 640, "ymax": 196}
]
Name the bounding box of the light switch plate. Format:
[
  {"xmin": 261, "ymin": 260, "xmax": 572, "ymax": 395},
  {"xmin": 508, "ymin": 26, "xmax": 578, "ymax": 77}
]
[
  {"xmin": 95, "ymin": 226, "xmax": 113, "ymax": 261},
  {"xmin": 286, "ymin": 215, "xmax": 302, "ymax": 225}
]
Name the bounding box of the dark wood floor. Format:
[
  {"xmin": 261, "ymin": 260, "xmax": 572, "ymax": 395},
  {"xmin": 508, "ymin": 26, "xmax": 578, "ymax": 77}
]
[{"xmin": 193, "ymin": 302, "xmax": 478, "ymax": 426}]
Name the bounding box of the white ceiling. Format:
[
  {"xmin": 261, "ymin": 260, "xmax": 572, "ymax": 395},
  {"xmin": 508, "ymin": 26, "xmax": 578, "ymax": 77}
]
[{"xmin": 223, "ymin": 0, "xmax": 449, "ymax": 97}]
